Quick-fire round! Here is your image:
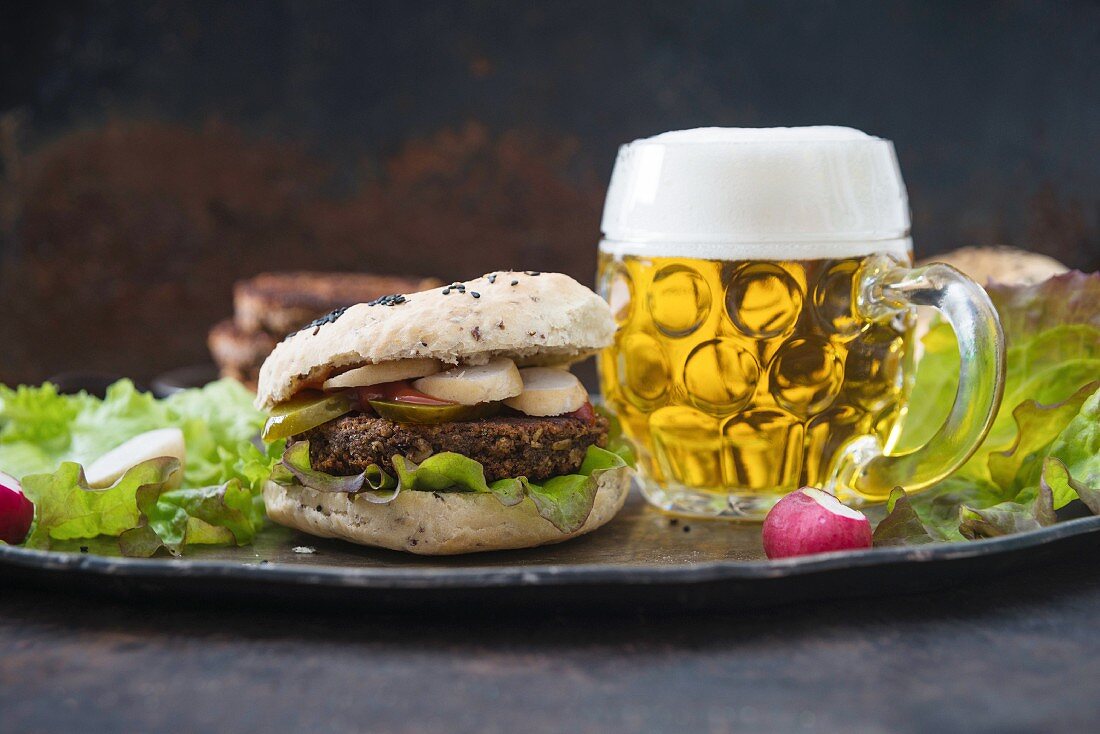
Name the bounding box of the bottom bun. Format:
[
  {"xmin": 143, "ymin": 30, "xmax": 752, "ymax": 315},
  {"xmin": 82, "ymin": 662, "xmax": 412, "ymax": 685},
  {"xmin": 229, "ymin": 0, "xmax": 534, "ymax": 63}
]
[{"xmin": 262, "ymin": 470, "xmax": 631, "ymax": 555}]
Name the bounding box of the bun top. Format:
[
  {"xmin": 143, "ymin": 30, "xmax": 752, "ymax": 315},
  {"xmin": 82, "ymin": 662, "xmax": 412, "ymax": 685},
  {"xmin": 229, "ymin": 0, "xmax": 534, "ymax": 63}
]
[
  {"xmin": 256, "ymin": 271, "xmax": 615, "ymax": 408},
  {"xmin": 917, "ymin": 246, "xmax": 1069, "ymax": 287}
]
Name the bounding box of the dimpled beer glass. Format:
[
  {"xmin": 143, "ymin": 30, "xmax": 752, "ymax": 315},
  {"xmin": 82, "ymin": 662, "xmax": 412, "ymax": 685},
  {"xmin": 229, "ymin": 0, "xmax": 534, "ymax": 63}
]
[{"xmin": 597, "ymin": 128, "xmax": 1005, "ymax": 519}]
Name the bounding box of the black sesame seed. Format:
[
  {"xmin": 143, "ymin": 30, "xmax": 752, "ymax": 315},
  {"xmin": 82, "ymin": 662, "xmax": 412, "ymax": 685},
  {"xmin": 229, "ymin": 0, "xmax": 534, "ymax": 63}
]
[
  {"xmin": 471, "ymin": 291, "xmax": 480, "ymax": 298},
  {"xmin": 682, "ymin": 525, "xmax": 691, "ymax": 533},
  {"xmin": 487, "ymin": 273, "xmax": 497, "ymax": 283},
  {"xmin": 525, "ymin": 270, "xmax": 541, "ymax": 276},
  {"xmin": 316, "ymin": 505, "xmax": 323, "ymax": 512},
  {"xmin": 287, "ymin": 305, "xmax": 350, "ymax": 338},
  {"xmin": 366, "ymin": 293, "xmax": 407, "ymax": 307},
  {"xmin": 442, "ymin": 288, "xmax": 451, "ymax": 295},
  {"xmin": 511, "ymin": 279, "xmax": 519, "ymax": 286}
]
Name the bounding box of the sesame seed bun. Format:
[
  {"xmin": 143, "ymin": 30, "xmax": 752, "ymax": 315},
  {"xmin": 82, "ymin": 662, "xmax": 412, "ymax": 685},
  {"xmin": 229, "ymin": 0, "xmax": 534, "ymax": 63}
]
[
  {"xmin": 261, "ymin": 467, "xmax": 631, "ymax": 555},
  {"xmin": 255, "ymin": 272, "xmax": 615, "ymax": 409}
]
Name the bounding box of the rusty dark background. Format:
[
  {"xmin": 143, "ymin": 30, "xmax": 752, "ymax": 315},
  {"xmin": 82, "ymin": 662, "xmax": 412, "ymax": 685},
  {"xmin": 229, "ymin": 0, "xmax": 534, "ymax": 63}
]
[{"xmin": 0, "ymin": 0, "xmax": 1097, "ymax": 385}]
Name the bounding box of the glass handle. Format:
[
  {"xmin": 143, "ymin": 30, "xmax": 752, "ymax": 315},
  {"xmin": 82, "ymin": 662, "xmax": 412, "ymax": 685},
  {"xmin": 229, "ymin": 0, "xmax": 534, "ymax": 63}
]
[{"xmin": 832, "ymin": 255, "xmax": 1006, "ymax": 501}]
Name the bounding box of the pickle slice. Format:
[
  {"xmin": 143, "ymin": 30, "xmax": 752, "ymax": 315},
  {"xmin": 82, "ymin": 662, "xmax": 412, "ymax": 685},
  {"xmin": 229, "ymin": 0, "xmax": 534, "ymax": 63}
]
[
  {"xmin": 368, "ymin": 399, "xmax": 500, "ymax": 424},
  {"xmin": 262, "ymin": 390, "xmax": 356, "ymax": 442}
]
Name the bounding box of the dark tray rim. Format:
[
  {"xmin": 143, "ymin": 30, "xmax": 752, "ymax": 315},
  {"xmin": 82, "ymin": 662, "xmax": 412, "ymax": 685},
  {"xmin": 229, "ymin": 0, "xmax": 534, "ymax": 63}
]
[{"xmin": 4, "ymin": 513, "xmax": 1099, "ymax": 590}]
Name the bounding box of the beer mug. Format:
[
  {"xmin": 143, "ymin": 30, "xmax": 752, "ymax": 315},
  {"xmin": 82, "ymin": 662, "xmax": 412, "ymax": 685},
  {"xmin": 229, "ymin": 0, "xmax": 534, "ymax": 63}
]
[{"xmin": 596, "ymin": 128, "xmax": 1005, "ymax": 519}]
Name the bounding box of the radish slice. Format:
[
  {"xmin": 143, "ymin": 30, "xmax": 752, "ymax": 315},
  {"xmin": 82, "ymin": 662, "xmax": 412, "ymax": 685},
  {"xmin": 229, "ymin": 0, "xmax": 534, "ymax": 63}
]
[
  {"xmin": 323, "ymin": 358, "xmax": 441, "ymax": 390},
  {"xmin": 0, "ymin": 471, "xmax": 34, "ymax": 545},
  {"xmin": 85, "ymin": 428, "xmax": 186, "ymax": 489},
  {"xmin": 412, "ymin": 357, "xmax": 523, "ymax": 405},
  {"xmin": 504, "ymin": 368, "xmax": 588, "ymax": 416}
]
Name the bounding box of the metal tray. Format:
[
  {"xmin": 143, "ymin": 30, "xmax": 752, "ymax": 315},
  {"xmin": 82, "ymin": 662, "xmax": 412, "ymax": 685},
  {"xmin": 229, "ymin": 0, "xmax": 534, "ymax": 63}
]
[
  {"xmin": 11, "ymin": 369, "xmax": 1096, "ymax": 611},
  {"xmin": 5, "ymin": 491, "xmax": 1100, "ymax": 612}
]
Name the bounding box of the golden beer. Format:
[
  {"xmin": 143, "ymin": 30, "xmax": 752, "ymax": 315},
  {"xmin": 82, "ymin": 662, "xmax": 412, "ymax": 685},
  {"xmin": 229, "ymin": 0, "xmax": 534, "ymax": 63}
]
[
  {"xmin": 597, "ymin": 127, "xmax": 1005, "ymax": 517},
  {"xmin": 597, "ymin": 251, "xmax": 915, "ymax": 515}
]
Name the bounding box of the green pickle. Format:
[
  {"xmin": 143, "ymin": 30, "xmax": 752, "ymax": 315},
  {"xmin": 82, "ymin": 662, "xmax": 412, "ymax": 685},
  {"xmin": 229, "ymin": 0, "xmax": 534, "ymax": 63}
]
[
  {"xmin": 368, "ymin": 399, "xmax": 499, "ymax": 424},
  {"xmin": 261, "ymin": 390, "xmax": 356, "ymax": 442}
]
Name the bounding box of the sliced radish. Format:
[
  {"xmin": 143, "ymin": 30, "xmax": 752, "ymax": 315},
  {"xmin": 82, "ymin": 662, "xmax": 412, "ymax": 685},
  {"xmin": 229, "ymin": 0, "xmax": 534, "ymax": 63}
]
[
  {"xmin": 85, "ymin": 428, "xmax": 186, "ymax": 489},
  {"xmin": 323, "ymin": 358, "xmax": 441, "ymax": 390},
  {"xmin": 0, "ymin": 471, "xmax": 34, "ymax": 545},
  {"xmin": 412, "ymin": 357, "xmax": 523, "ymax": 405},
  {"xmin": 762, "ymin": 487, "xmax": 872, "ymax": 559},
  {"xmin": 504, "ymin": 368, "xmax": 588, "ymax": 417}
]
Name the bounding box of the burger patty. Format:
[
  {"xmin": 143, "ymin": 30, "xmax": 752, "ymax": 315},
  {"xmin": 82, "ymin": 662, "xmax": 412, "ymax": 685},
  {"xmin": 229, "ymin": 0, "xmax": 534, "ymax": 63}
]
[{"xmin": 299, "ymin": 412, "xmax": 610, "ymax": 482}]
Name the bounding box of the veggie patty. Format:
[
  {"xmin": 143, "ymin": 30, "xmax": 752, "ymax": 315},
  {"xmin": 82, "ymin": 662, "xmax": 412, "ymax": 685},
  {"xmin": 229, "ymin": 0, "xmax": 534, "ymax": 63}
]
[{"xmin": 299, "ymin": 412, "xmax": 609, "ymax": 482}]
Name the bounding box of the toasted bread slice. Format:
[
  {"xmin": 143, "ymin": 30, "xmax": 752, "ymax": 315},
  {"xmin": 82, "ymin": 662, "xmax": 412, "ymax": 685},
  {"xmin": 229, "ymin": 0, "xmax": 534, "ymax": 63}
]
[
  {"xmin": 208, "ymin": 318, "xmax": 278, "ymax": 370},
  {"xmin": 234, "ymin": 272, "xmax": 442, "ymax": 335},
  {"xmin": 917, "ymin": 246, "xmax": 1068, "ymax": 286}
]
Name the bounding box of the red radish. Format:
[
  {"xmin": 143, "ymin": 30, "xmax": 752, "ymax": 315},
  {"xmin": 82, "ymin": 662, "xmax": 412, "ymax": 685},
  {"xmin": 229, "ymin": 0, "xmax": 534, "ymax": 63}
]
[
  {"xmin": 0, "ymin": 470, "xmax": 34, "ymax": 545},
  {"xmin": 762, "ymin": 487, "xmax": 872, "ymax": 559}
]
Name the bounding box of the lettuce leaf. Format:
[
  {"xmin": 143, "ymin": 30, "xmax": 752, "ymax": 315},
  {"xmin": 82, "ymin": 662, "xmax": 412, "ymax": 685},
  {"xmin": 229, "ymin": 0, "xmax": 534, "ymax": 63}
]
[
  {"xmin": 273, "ymin": 440, "xmax": 632, "ymax": 534},
  {"xmin": 119, "ymin": 477, "xmax": 266, "ymax": 558},
  {"xmin": 871, "ymin": 487, "xmax": 935, "ymax": 546},
  {"xmin": 986, "ymin": 381, "xmax": 1099, "ymax": 500},
  {"xmin": 1, "ymin": 379, "xmax": 281, "ymax": 555},
  {"xmin": 272, "ymin": 440, "xmax": 400, "ymax": 501},
  {"xmin": 1043, "ymin": 388, "xmax": 1100, "ymax": 507},
  {"xmin": 1042, "ymin": 458, "xmax": 1100, "ymax": 515},
  {"xmin": 957, "ymin": 478, "xmax": 1056, "ymax": 539},
  {"xmin": 21, "ymin": 458, "xmax": 181, "ymax": 548},
  {"xmin": 601, "ymin": 407, "xmax": 636, "ymax": 467},
  {"xmin": 889, "ymin": 272, "xmax": 1100, "ymax": 542}
]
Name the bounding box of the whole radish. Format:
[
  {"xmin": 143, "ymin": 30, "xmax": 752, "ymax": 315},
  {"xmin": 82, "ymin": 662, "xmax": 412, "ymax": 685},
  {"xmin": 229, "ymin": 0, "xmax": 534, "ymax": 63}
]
[
  {"xmin": 0, "ymin": 471, "xmax": 34, "ymax": 545},
  {"xmin": 762, "ymin": 486, "xmax": 872, "ymax": 559}
]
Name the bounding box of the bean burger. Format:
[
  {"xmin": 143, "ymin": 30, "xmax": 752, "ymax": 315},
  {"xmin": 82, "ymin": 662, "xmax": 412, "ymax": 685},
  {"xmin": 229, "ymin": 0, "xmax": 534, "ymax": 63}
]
[{"xmin": 256, "ymin": 272, "xmax": 632, "ymax": 555}]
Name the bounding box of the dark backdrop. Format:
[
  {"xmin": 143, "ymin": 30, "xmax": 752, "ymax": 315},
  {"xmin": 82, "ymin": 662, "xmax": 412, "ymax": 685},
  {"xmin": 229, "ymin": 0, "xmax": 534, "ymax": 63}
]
[{"xmin": 1, "ymin": 0, "xmax": 1097, "ymax": 384}]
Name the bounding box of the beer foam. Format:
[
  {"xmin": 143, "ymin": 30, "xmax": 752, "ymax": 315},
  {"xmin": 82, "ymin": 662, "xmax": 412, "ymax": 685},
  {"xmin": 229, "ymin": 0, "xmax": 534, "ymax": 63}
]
[
  {"xmin": 646, "ymin": 126, "xmax": 875, "ymax": 144},
  {"xmin": 598, "ymin": 237, "xmax": 913, "ymax": 262},
  {"xmin": 600, "ymin": 126, "xmax": 912, "ymax": 261}
]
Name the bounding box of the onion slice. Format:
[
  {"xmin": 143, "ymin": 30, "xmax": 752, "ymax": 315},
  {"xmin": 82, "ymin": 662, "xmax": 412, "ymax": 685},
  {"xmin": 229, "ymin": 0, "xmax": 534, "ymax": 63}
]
[
  {"xmin": 504, "ymin": 368, "xmax": 587, "ymax": 416},
  {"xmin": 323, "ymin": 359, "xmax": 441, "ymax": 390}
]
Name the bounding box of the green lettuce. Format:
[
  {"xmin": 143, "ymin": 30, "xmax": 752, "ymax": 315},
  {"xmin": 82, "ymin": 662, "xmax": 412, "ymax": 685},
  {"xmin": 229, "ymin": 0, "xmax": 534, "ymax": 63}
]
[
  {"xmin": 0, "ymin": 379, "xmax": 281, "ymax": 555},
  {"xmin": 272, "ymin": 439, "xmax": 633, "ymax": 534},
  {"xmin": 272, "ymin": 440, "xmax": 401, "ymax": 500},
  {"xmin": 1043, "ymin": 458, "xmax": 1100, "ymax": 515},
  {"xmin": 118, "ymin": 476, "xmax": 266, "ymax": 558},
  {"xmin": 871, "ymin": 487, "xmax": 936, "ymax": 546},
  {"xmin": 1041, "ymin": 388, "xmax": 1100, "ymax": 508},
  {"xmin": 956, "ymin": 478, "xmax": 1056, "ymax": 540},
  {"xmin": 22, "ymin": 458, "xmax": 181, "ymax": 548},
  {"xmin": 884, "ymin": 271, "xmax": 1100, "ymax": 541}
]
